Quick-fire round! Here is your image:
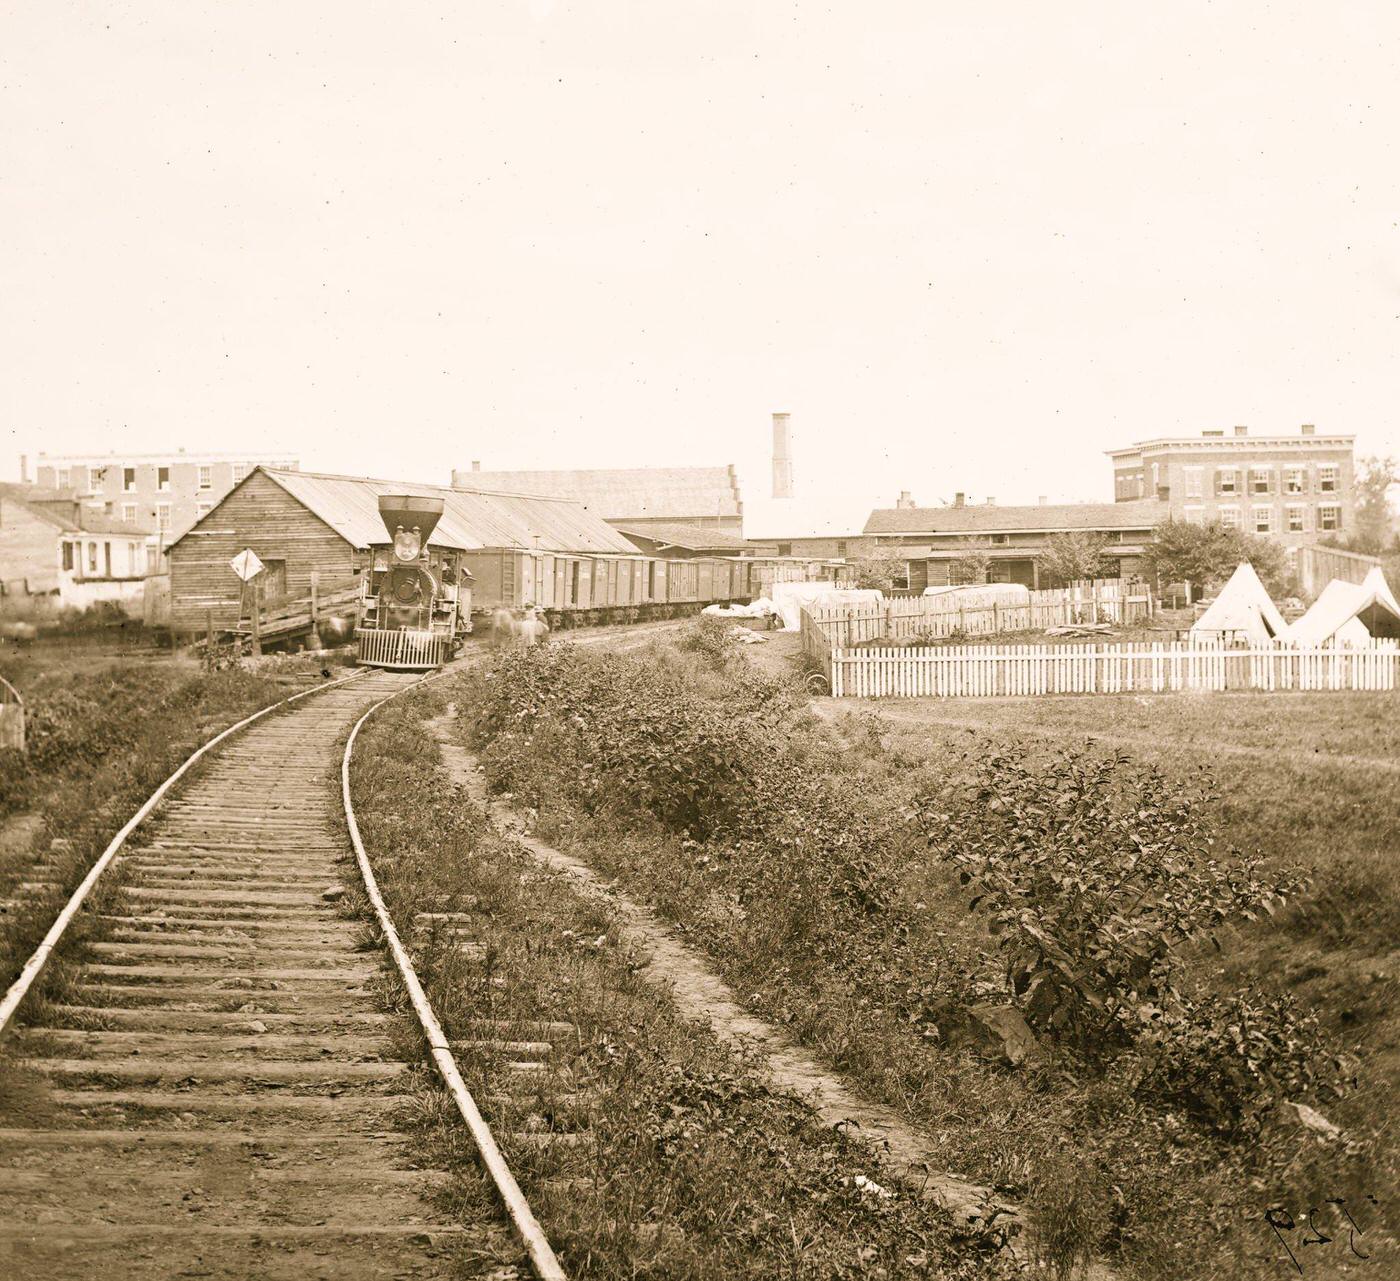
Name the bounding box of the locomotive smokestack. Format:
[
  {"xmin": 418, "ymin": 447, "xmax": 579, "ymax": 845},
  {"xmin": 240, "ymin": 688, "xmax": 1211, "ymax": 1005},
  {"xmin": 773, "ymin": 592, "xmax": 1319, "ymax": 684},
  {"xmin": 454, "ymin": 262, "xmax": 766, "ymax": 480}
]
[
  {"xmin": 377, "ymin": 495, "xmax": 445, "ymax": 546},
  {"xmin": 771, "ymin": 412, "xmax": 793, "ymax": 499}
]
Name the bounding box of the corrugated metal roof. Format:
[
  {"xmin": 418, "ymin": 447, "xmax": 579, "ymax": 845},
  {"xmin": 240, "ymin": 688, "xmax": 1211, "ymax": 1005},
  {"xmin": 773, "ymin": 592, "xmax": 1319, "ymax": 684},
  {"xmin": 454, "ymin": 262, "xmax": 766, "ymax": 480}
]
[
  {"xmin": 259, "ymin": 469, "xmax": 640, "ymax": 554},
  {"xmin": 448, "ymin": 466, "xmax": 741, "ymax": 521},
  {"xmin": 611, "ymin": 521, "xmax": 751, "ymax": 552},
  {"xmin": 864, "ymin": 500, "xmax": 1169, "ymax": 536}
]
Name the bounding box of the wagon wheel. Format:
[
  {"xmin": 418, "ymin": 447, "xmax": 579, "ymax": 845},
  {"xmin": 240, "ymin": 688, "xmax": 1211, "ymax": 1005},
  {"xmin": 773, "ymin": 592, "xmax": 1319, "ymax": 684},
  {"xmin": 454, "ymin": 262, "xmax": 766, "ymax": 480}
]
[{"xmin": 805, "ymin": 671, "xmax": 830, "ymax": 695}]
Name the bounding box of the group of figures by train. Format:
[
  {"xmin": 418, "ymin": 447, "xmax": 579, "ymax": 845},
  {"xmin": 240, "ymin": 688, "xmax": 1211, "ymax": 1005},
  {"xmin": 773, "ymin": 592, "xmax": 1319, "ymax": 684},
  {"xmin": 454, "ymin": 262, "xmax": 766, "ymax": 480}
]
[{"xmin": 355, "ymin": 494, "xmax": 824, "ymax": 669}]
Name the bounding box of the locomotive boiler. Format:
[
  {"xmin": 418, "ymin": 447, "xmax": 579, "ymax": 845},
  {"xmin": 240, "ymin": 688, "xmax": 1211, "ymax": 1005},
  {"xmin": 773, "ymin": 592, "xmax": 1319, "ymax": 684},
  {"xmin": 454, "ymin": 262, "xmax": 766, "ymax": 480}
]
[{"xmin": 356, "ymin": 495, "xmax": 473, "ymax": 669}]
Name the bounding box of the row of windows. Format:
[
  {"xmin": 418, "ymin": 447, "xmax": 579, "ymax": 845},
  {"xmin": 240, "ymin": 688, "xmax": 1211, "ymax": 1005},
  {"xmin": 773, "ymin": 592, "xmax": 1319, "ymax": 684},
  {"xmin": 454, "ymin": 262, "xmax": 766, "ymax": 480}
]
[
  {"xmin": 60, "ymin": 539, "xmax": 146, "ymax": 575},
  {"xmin": 57, "ymin": 462, "xmax": 268, "ymax": 493},
  {"xmin": 1183, "ymin": 504, "xmax": 1342, "ymax": 533},
  {"xmin": 1120, "ymin": 465, "xmax": 1341, "ymax": 499}
]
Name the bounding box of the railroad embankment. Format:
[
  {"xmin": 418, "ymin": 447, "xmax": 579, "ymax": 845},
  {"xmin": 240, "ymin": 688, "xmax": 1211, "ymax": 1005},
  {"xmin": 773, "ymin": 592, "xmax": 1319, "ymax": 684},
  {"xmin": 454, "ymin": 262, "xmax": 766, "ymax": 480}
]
[
  {"xmin": 348, "ymin": 685, "xmax": 1018, "ymax": 1280},
  {"xmin": 448, "ymin": 619, "xmax": 1395, "ymax": 1280}
]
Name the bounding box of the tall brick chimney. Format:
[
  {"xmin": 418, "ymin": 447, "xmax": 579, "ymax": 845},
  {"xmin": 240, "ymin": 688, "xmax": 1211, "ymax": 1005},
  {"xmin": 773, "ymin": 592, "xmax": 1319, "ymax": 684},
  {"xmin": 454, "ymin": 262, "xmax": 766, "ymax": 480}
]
[
  {"xmin": 953, "ymin": 492, "xmax": 966, "ymax": 508},
  {"xmin": 771, "ymin": 412, "xmax": 793, "ymax": 499},
  {"xmin": 895, "ymin": 490, "xmax": 914, "ymax": 508}
]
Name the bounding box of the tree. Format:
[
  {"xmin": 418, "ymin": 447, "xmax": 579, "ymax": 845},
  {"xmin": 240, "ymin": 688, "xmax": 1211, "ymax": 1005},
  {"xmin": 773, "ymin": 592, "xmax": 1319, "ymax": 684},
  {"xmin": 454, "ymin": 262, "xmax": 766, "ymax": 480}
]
[
  {"xmin": 1328, "ymin": 455, "xmax": 1398, "ymax": 556},
  {"xmin": 947, "ymin": 537, "xmax": 992, "ymax": 586},
  {"xmin": 849, "ymin": 544, "xmax": 910, "ymax": 592},
  {"xmin": 1144, "ymin": 519, "xmax": 1291, "ymax": 599},
  {"xmin": 1037, "ymin": 531, "xmax": 1110, "ymax": 586}
]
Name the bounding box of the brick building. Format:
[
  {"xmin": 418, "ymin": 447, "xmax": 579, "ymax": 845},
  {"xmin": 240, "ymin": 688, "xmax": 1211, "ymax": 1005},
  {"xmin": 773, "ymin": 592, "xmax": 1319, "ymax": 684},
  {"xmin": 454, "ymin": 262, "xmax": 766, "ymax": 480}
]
[
  {"xmin": 32, "ymin": 450, "xmax": 299, "ymax": 546},
  {"xmin": 1105, "ymin": 425, "xmax": 1354, "ymax": 550},
  {"xmin": 863, "ymin": 497, "xmax": 1166, "ymax": 590}
]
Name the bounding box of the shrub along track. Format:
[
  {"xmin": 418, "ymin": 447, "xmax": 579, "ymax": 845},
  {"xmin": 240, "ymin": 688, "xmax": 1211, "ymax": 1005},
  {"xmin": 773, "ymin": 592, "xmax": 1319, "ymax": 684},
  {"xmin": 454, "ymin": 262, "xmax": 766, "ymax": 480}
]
[{"xmin": 0, "ymin": 668, "xmax": 562, "ymax": 1281}]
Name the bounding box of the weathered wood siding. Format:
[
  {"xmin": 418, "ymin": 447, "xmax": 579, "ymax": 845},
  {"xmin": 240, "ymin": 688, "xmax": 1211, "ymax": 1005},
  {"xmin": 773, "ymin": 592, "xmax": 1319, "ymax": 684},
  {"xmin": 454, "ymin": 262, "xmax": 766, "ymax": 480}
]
[
  {"xmin": 0, "ymin": 498, "xmax": 59, "ymax": 595},
  {"xmin": 168, "ymin": 472, "xmax": 354, "ymax": 632}
]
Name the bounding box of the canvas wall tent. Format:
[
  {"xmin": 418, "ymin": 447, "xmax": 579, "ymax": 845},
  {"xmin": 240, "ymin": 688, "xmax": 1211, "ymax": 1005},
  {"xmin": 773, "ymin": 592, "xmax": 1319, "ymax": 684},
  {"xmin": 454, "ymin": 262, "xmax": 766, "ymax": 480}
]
[
  {"xmin": 1280, "ymin": 567, "xmax": 1400, "ymax": 646},
  {"xmin": 771, "ymin": 582, "xmax": 883, "ymax": 631},
  {"xmin": 1190, "ymin": 563, "xmax": 1286, "ymax": 647}
]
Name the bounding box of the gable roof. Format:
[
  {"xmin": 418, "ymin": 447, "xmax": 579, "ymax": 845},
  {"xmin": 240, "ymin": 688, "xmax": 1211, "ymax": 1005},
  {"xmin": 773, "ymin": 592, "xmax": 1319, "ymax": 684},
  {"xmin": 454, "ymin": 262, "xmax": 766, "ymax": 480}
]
[
  {"xmin": 448, "ymin": 466, "xmax": 741, "ymax": 523},
  {"xmin": 0, "ymin": 488, "xmax": 153, "ymax": 536},
  {"xmin": 863, "ymin": 500, "xmax": 1169, "ymax": 537},
  {"xmin": 1190, "ymin": 562, "xmax": 1286, "ymax": 644},
  {"xmin": 611, "ymin": 521, "xmax": 751, "ymax": 553},
  {"xmin": 173, "ymin": 468, "xmax": 640, "ymax": 555},
  {"xmin": 1282, "ymin": 567, "xmax": 1400, "ymax": 645}
]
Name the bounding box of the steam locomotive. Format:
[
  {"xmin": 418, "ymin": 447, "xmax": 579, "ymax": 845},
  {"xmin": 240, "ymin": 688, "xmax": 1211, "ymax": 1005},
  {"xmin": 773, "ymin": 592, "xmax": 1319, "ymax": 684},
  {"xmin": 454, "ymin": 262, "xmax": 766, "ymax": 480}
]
[{"xmin": 355, "ymin": 495, "xmax": 473, "ymax": 670}]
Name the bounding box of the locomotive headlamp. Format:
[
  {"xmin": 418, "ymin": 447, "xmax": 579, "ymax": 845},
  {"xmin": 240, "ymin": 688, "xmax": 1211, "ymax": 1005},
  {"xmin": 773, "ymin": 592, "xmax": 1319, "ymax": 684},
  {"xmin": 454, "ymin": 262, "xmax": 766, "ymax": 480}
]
[{"xmin": 392, "ymin": 524, "xmax": 422, "ymax": 563}]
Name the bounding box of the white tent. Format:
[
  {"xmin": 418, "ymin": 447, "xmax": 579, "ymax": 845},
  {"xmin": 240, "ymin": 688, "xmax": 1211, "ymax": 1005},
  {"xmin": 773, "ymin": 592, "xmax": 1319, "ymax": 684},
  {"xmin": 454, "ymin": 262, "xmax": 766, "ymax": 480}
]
[
  {"xmin": 1281, "ymin": 567, "xmax": 1400, "ymax": 646},
  {"xmin": 770, "ymin": 581, "xmax": 883, "ymax": 631},
  {"xmin": 1190, "ymin": 562, "xmax": 1286, "ymax": 647}
]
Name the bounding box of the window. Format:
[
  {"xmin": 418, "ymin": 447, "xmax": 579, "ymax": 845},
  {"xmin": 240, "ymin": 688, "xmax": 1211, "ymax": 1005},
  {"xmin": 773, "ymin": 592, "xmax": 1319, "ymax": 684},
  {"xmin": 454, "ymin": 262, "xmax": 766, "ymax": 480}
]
[
  {"xmin": 1253, "ymin": 505, "xmax": 1272, "ymax": 534},
  {"xmin": 58, "ymin": 468, "xmax": 71, "ymax": 489},
  {"xmin": 123, "ymin": 467, "xmax": 137, "ymax": 492},
  {"xmin": 196, "ymin": 500, "xmax": 213, "ymax": 518},
  {"xmin": 104, "ymin": 541, "xmax": 112, "ymax": 577},
  {"xmin": 1286, "ymin": 505, "xmax": 1306, "ymax": 533},
  {"xmin": 1318, "ymin": 465, "xmax": 1338, "ymax": 493},
  {"xmin": 232, "ymin": 463, "xmax": 248, "ymax": 483},
  {"xmin": 777, "ymin": 542, "xmax": 792, "ymax": 556},
  {"xmin": 62, "ymin": 542, "xmax": 74, "ymax": 571},
  {"xmin": 157, "ymin": 466, "xmax": 171, "ymax": 491},
  {"xmin": 1284, "ymin": 467, "xmax": 1306, "ymax": 494},
  {"xmin": 1184, "ymin": 467, "xmax": 1203, "ymax": 499},
  {"xmin": 1251, "ymin": 467, "xmax": 1272, "ymax": 495},
  {"xmin": 122, "ymin": 503, "xmax": 137, "ymax": 523},
  {"xmin": 156, "ymin": 503, "xmax": 171, "ymax": 533},
  {"xmin": 1318, "ymin": 504, "xmax": 1341, "ymax": 531},
  {"xmin": 1217, "ymin": 467, "xmax": 1238, "ymax": 495},
  {"xmin": 87, "ymin": 542, "xmax": 98, "ymax": 573},
  {"xmin": 1219, "ymin": 507, "xmax": 1241, "ymax": 529},
  {"xmin": 835, "ymin": 540, "xmax": 848, "ymax": 558},
  {"xmin": 1183, "ymin": 506, "xmax": 1205, "ymax": 525},
  {"xmin": 88, "ymin": 466, "xmax": 104, "ymax": 492},
  {"xmin": 197, "ymin": 465, "xmax": 213, "ymax": 490}
]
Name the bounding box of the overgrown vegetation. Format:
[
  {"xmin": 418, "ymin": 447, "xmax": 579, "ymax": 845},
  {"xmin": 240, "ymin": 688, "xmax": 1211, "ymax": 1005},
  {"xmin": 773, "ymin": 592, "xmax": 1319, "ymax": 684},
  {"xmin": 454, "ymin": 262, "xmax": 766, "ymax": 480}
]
[
  {"xmin": 349, "ymin": 690, "xmax": 1016, "ymax": 1280},
  {"xmin": 450, "ymin": 618, "xmax": 1379, "ymax": 1278},
  {"xmin": 1144, "ymin": 517, "xmax": 1291, "ymax": 597}
]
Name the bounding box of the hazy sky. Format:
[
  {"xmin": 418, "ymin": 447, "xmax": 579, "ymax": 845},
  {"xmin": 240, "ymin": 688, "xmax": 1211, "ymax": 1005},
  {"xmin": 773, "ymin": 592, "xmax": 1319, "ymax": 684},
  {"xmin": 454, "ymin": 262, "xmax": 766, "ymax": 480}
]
[{"xmin": 3, "ymin": 2, "xmax": 1397, "ymax": 507}]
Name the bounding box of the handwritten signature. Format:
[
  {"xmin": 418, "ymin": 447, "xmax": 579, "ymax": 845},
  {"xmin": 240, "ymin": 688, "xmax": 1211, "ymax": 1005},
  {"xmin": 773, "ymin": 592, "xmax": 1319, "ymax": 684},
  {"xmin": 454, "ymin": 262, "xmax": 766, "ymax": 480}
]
[{"xmin": 1266, "ymin": 1195, "xmax": 1381, "ymax": 1274}]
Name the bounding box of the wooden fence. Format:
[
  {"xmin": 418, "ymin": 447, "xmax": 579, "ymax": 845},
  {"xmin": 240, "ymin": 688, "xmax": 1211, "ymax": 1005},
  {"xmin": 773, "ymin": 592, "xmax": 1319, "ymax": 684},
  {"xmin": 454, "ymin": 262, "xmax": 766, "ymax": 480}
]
[
  {"xmin": 808, "ymin": 581, "xmax": 1155, "ymax": 647},
  {"xmin": 0, "ymin": 675, "xmax": 24, "ymax": 752},
  {"xmin": 800, "ymin": 627, "xmax": 1400, "ymax": 699}
]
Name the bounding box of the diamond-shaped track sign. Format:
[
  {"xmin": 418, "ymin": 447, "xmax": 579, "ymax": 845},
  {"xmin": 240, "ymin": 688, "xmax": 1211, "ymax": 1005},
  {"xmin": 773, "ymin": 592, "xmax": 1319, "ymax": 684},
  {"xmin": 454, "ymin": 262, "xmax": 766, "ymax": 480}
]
[{"xmin": 230, "ymin": 548, "xmax": 265, "ymax": 582}]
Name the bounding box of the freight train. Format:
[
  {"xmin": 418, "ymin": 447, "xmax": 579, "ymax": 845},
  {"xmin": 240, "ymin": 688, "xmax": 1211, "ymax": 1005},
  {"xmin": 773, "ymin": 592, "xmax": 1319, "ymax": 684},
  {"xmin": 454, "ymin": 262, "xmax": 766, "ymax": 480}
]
[{"xmin": 355, "ymin": 494, "xmax": 851, "ymax": 670}]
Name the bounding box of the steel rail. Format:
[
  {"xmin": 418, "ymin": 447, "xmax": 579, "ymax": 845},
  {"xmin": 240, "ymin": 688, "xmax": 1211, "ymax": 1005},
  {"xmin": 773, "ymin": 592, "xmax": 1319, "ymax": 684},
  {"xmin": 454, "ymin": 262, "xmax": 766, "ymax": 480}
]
[
  {"xmin": 0, "ymin": 668, "xmax": 369, "ymax": 1036},
  {"xmin": 340, "ymin": 679, "xmax": 568, "ymax": 1281}
]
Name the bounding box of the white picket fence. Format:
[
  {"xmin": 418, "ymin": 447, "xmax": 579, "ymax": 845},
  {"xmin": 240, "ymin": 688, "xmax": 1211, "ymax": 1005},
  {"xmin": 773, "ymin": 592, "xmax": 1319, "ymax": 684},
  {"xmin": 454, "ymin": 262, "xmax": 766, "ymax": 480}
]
[
  {"xmin": 810, "ymin": 581, "xmax": 1154, "ymax": 647},
  {"xmin": 811, "ymin": 635, "xmax": 1400, "ymax": 699}
]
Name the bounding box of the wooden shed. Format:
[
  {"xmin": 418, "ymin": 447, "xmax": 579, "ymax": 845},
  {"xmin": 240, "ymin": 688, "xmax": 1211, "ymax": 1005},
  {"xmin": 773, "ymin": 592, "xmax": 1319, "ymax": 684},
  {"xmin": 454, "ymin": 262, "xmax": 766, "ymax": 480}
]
[{"xmin": 166, "ymin": 467, "xmax": 640, "ymax": 635}]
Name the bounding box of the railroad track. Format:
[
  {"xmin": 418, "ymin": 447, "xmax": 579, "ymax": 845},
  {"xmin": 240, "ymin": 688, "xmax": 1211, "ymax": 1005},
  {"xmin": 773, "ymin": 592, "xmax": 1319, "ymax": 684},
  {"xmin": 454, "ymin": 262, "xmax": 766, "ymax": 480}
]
[{"xmin": 0, "ymin": 669, "xmax": 564, "ymax": 1281}]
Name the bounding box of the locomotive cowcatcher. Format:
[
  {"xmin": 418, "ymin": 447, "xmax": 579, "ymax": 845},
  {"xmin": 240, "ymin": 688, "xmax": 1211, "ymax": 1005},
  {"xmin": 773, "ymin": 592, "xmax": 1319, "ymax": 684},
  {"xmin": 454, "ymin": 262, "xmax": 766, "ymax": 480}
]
[{"xmin": 356, "ymin": 495, "xmax": 473, "ymax": 669}]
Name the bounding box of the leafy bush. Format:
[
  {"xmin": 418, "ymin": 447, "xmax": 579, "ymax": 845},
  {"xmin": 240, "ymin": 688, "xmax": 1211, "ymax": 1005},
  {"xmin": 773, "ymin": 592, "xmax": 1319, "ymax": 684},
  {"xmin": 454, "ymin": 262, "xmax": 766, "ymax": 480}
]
[
  {"xmin": 1129, "ymin": 988, "xmax": 1343, "ymax": 1133},
  {"xmin": 917, "ymin": 746, "xmax": 1306, "ymax": 1052}
]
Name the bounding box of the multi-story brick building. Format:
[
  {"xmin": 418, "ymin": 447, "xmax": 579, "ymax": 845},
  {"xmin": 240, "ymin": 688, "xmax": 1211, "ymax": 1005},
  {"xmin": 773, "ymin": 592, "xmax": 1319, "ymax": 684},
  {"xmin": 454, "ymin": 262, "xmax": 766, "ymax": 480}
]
[
  {"xmin": 1106, "ymin": 425, "xmax": 1354, "ymax": 550},
  {"xmin": 32, "ymin": 450, "xmax": 299, "ymax": 545}
]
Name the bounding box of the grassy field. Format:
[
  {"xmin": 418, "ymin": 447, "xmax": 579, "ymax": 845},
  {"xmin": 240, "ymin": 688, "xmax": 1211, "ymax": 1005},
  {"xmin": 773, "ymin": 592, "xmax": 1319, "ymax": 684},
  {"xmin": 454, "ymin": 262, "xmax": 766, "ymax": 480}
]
[{"xmin": 455, "ymin": 623, "xmax": 1399, "ymax": 1280}]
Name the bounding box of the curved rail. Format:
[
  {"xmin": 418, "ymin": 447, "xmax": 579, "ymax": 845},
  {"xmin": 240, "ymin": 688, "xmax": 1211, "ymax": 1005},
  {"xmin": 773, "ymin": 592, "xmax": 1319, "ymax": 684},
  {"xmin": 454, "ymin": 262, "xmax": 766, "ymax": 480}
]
[
  {"xmin": 0, "ymin": 668, "xmax": 368, "ymax": 1035},
  {"xmin": 341, "ymin": 680, "xmax": 567, "ymax": 1281}
]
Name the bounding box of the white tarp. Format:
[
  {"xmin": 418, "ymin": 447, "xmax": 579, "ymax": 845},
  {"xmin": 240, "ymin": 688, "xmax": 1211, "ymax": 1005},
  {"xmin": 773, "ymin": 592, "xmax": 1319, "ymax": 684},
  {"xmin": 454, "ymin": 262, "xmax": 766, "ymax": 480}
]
[
  {"xmin": 771, "ymin": 582, "xmax": 884, "ymax": 631},
  {"xmin": 1281, "ymin": 567, "xmax": 1400, "ymax": 646},
  {"xmin": 922, "ymin": 583, "xmax": 1031, "ymax": 608},
  {"xmin": 1190, "ymin": 562, "xmax": 1286, "ymax": 647},
  {"xmin": 702, "ymin": 597, "xmax": 776, "ymax": 620}
]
